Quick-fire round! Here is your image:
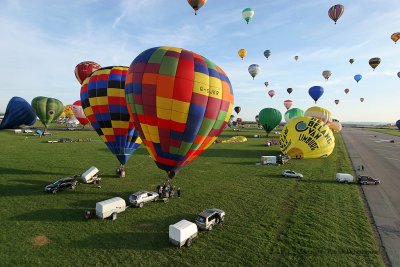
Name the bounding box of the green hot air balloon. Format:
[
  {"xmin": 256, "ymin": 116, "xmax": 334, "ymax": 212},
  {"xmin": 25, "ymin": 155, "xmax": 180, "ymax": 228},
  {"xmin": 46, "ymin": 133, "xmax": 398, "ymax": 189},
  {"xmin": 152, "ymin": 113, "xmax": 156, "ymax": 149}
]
[
  {"xmin": 31, "ymin": 96, "xmax": 64, "ymax": 128},
  {"xmin": 242, "ymin": 8, "xmax": 254, "ymax": 24},
  {"xmin": 258, "ymin": 108, "xmax": 282, "ymax": 136},
  {"xmin": 284, "ymin": 108, "xmax": 304, "ymax": 122}
]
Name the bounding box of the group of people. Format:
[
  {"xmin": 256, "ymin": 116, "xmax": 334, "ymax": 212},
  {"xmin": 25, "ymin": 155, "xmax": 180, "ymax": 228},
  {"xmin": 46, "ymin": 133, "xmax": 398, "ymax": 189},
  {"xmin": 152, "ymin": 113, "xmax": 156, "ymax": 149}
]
[
  {"xmin": 157, "ymin": 180, "xmax": 181, "ymax": 199},
  {"xmin": 116, "ymin": 164, "xmax": 125, "ymax": 178}
]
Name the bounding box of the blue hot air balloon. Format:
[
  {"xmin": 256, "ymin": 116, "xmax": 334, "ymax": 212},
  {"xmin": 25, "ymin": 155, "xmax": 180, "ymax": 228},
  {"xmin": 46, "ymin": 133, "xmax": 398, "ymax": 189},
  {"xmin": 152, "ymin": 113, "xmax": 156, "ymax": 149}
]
[
  {"xmin": 308, "ymin": 86, "xmax": 324, "ymax": 103},
  {"xmin": 0, "ymin": 97, "xmax": 36, "ymax": 129},
  {"xmin": 396, "ymin": 120, "xmax": 400, "ymax": 130},
  {"xmin": 354, "ymin": 74, "xmax": 362, "ymax": 83}
]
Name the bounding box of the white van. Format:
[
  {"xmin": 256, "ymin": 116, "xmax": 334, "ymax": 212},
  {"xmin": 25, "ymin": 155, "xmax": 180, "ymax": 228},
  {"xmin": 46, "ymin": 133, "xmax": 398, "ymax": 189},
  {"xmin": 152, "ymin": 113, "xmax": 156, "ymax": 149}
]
[
  {"xmin": 81, "ymin": 166, "xmax": 101, "ymax": 184},
  {"xmin": 169, "ymin": 220, "xmax": 198, "ymax": 247},
  {"xmin": 261, "ymin": 156, "xmax": 277, "ymax": 165},
  {"xmin": 336, "ymin": 173, "xmax": 354, "ymax": 183},
  {"xmin": 96, "ymin": 197, "xmax": 126, "ymax": 219}
]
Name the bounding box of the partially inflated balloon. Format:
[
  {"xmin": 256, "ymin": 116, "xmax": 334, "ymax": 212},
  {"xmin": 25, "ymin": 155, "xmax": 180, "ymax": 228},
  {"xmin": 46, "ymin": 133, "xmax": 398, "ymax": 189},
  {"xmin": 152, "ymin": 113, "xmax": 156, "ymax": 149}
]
[
  {"xmin": 349, "ymin": 58, "xmax": 354, "ymax": 64},
  {"xmin": 283, "ymin": 100, "xmax": 293, "ymax": 110},
  {"xmin": 369, "ymin": 57, "xmax": 381, "ymax": 71},
  {"xmin": 396, "ymin": 120, "xmax": 400, "ymax": 130},
  {"xmin": 74, "ymin": 61, "xmax": 101, "ymax": 85},
  {"xmin": 280, "ymin": 116, "xmax": 335, "ymax": 159},
  {"xmin": 187, "ymin": 0, "xmax": 207, "ymax": 15},
  {"xmin": 72, "ymin": 100, "xmax": 89, "ymax": 126},
  {"xmin": 258, "ymin": 108, "xmax": 282, "ymax": 136},
  {"xmin": 81, "ymin": 66, "xmax": 142, "ymax": 166},
  {"xmin": 308, "ymin": 86, "xmax": 324, "ymax": 103},
  {"xmin": 354, "ymin": 74, "xmax": 362, "ymax": 83},
  {"xmin": 0, "ymin": 97, "xmax": 36, "ymax": 129},
  {"xmin": 287, "ymin": 88, "xmax": 293, "ymax": 94},
  {"xmin": 329, "ymin": 121, "xmax": 342, "ymax": 132},
  {"xmin": 234, "ymin": 106, "xmax": 241, "ymax": 114},
  {"xmin": 242, "ymin": 8, "xmax": 254, "ymax": 24},
  {"xmin": 238, "ymin": 49, "xmax": 247, "ymax": 60},
  {"xmin": 322, "ymin": 70, "xmax": 332, "ymax": 80},
  {"xmin": 284, "ymin": 108, "xmax": 304, "ymax": 122},
  {"xmin": 334, "ymin": 99, "xmax": 339, "ymax": 105},
  {"xmin": 264, "ymin": 50, "xmax": 271, "ymax": 60},
  {"xmin": 31, "ymin": 97, "xmax": 64, "ymax": 128},
  {"xmin": 391, "ymin": 32, "xmax": 400, "ymax": 44},
  {"xmin": 328, "ymin": 4, "xmax": 344, "ymax": 24},
  {"xmin": 305, "ymin": 106, "xmax": 332, "ymax": 125},
  {"xmin": 248, "ymin": 64, "xmax": 260, "ymax": 79},
  {"xmin": 125, "ymin": 46, "xmax": 234, "ymax": 178},
  {"xmin": 344, "ymin": 88, "xmax": 349, "ymax": 94},
  {"xmin": 268, "ymin": 90, "xmax": 275, "ymax": 98}
]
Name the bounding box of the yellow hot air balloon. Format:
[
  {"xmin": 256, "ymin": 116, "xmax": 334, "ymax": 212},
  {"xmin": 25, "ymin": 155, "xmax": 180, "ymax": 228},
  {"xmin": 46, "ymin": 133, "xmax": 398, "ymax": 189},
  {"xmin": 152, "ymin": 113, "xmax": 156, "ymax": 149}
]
[
  {"xmin": 63, "ymin": 105, "xmax": 74, "ymax": 119},
  {"xmin": 329, "ymin": 121, "xmax": 342, "ymax": 133},
  {"xmin": 238, "ymin": 49, "xmax": 247, "ymax": 60},
  {"xmin": 280, "ymin": 116, "xmax": 335, "ymax": 159},
  {"xmin": 304, "ymin": 106, "xmax": 332, "ymax": 125}
]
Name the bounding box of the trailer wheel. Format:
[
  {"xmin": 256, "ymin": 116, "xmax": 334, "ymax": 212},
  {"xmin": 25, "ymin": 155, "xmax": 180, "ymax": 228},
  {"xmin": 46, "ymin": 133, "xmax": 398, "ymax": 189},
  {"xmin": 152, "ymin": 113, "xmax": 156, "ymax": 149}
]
[{"xmin": 185, "ymin": 238, "xmax": 192, "ymax": 247}]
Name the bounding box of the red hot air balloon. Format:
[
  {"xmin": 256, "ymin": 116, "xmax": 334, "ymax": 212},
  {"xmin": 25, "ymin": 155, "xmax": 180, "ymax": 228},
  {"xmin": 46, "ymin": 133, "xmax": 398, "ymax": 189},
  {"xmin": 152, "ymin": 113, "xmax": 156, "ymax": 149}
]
[
  {"xmin": 74, "ymin": 61, "xmax": 101, "ymax": 84},
  {"xmin": 72, "ymin": 100, "xmax": 89, "ymax": 126},
  {"xmin": 344, "ymin": 88, "xmax": 349, "ymax": 94},
  {"xmin": 268, "ymin": 90, "xmax": 275, "ymax": 98},
  {"xmin": 125, "ymin": 46, "xmax": 234, "ymax": 179},
  {"xmin": 283, "ymin": 100, "xmax": 293, "ymax": 110},
  {"xmin": 328, "ymin": 4, "xmax": 344, "ymax": 24}
]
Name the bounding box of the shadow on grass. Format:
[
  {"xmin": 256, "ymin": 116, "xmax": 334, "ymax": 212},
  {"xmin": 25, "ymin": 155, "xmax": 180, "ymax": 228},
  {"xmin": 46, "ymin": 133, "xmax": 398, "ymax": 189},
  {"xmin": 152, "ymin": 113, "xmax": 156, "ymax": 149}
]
[
  {"xmin": 0, "ymin": 179, "xmax": 52, "ymax": 196},
  {"xmin": 0, "ymin": 167, "xmax": 66, "ymax": 176},
  {"xmin": 13, "ymin": 208, "xmax": 84, "ymax": 221},
  {"xmin": 201, "ymin": 148, "xmax": 266, "ymax": 159}
]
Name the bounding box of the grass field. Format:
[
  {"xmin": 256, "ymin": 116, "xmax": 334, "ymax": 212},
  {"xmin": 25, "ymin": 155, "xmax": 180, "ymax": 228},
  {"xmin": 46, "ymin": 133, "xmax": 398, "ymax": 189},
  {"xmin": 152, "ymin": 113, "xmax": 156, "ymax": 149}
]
[
  {"xmin": 0, "ymin": 126, "xmax": 384, "ymax": 266},
  {"xmin": 361, "ymin": 127, "xmax": 400, "ymax": 137}
]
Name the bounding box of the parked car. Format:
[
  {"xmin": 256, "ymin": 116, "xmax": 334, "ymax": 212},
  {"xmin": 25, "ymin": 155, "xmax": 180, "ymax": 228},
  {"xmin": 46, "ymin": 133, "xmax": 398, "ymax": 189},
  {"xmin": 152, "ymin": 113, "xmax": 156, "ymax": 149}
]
[
  {"xmin": 358, "ymin": 175, "xmax": 380, "ymax": 185},
  {"xmin": 128, "ymin": 191, "xmax": 159, "ymax": 207},
  {"xmin": 282, "ymin": 170, "xmax": 303, "ymax": 178},
  {"xmin": 45, "ymin": 176, "xmax": 79, "ymax": 193},
  {"xmin": 195, "ymin": 209, "xmax": 225, "ymax": 231}
]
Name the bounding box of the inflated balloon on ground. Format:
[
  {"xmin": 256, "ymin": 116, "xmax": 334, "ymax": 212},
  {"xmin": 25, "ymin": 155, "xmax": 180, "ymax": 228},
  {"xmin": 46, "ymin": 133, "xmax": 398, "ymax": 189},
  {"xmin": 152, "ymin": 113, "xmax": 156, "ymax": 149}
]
[
  {"xmin": 31, "ymin": 96, "xmax": 64, "ymax": 128},
  {"xmin": 72, "ymin": 100, "xmax": 89, "ymax": 126},
  {"xmin": 329, "ymin": 121, "xmax": 342, "ymax": 132},
  {"xmin": 0, "ymin": 97, "xmax": 36, "ymax": 129},
  {"xmin": 305, "ymin": 106, "xmax": 332, "ymax": 125}
]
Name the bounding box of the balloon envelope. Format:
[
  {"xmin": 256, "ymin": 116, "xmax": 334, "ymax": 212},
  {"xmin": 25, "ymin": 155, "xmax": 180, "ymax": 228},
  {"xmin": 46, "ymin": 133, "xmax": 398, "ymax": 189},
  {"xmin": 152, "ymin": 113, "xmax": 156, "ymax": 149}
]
[
  {"xmin": 308, "ymin": 86, "xmax": 324, "ymax": 103},
  {"xmin": 264, "ymin": 82, "xmax": 269, "ymax": 87},
  {"xmin": 242, "ymin": 8, "xmax": 254, "ymax": 24},
  {"xmin": 248, "ymin": 64, "xmax": 260, "ymax": 79},
  {"xmin": 397, "ymin": 72, "xmax": 400, "ymax": 78},
  {"xmin": 344, "ymin": 88, "xmax": 349, "ymax": 94},
  {"xmin": 81, "ymin": 66, "xmax": 142, "ymax": 165},
  {"xmin": 329, "ymin": 121, "xmax": 342, "ymax": 132},
  {"xmin": 238, "ymin": 49, "xmax": 247, "ymax": 60},
  {"xmin": 234, "ymin": 106, "xmax": 241, "ymax": 114},
  {"xmin": 360, "ymin": 98, "xmax": 365, "ymax": 102},
  {"xmin": 328, "ymin": 4, "xmax": 344, "ymax": 24},
  {"xmin": 258, "ymin": 108, "xmax": 282, "ymax": 136},
  {"xmin": 396, "ymin": 120, "xmax": 400, "ymax": 130},
  {"xmin": 294, "ymin": 56, "xmax": 299, "ymax": 61},
  {"xmin": 354, "ymin": 74, "xmax": 362, "ymax": 83},
  {"xmin": 287, "ymin": 88, "xmax": 293, "ymax": 94},
  {"xmin": 125, "ymin": 46, "xmax": 234, "ymax": 178},
  {"xmin": 284, "ymin": 108, "xmax": 304, "ymax": 122},
  {"xmin": 72, "ymin": 100, "xmax": 89, "ymax": 125},
  {"xmin": 322, "ymin": 70, "xmax": 332, "ymax": 80},
  {"xmin": 349, "ymin": 59, "xmax": 354, "ymax": 64},
  {"xmin": 334, "ymin": 99, "xmax": 339, "ymax": 105},
  {"xmin": 74, "ymin": 61, "xmax": 101, "ymax": 85},
  {"xmin": 283, "ymin": 100, "xmax": 293, "ymax": 110},
  {"xmin": 369, "ymin": 57, "xmax": 381, "ymax": 70},
  {"xmin": 268, "ymin": 90, "xmax": 275, "ymax": 98},
  {"xmin": 187, "ymin": 0, "xmax": 207, "ymax": 15},
  {"xmin": 264, "ymin": 50, "xmax": 271, "ymax": 59},
  {"xmin": 304, "ymin": 106, "xmax": 333, "ymax": 125},
  {"xmin": 391, "ymin": 32, "xmax": 400, "ymax": 44},
  {"xmin": 280, "ymin": 116, "xmax": 335, "ymax": 159},
  {"xmin": 0, "ymin": 97, "xmax": 36, "ymax": 129},
  {"xmin": 31, "ymin": 96, "xmax": 64, "ymax": 128}
]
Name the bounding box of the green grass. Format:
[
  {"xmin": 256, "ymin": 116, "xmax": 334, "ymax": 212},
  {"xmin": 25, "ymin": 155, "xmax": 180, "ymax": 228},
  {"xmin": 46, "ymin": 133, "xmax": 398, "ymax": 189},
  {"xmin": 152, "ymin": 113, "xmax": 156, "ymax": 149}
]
[
  {"xmin": 0, "ymin": 126, "xmax": 384, "ymax": 266},
  {"xmin": 361, "ymin": 127, "xmax": 400, "ymax": 136}
]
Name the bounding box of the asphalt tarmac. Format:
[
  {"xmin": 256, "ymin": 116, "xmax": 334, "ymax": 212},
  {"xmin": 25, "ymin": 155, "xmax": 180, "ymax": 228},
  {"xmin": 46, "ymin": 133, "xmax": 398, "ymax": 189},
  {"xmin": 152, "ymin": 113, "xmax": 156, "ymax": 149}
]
[{"xmin": 341, "ymin": 127, "xmax": 400, "ymax": 267}]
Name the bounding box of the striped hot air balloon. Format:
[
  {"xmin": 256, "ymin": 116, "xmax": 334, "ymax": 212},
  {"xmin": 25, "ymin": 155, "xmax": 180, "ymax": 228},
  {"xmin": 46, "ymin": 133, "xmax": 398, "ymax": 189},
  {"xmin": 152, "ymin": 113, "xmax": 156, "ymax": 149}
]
[{"xmin": 328, "ymin": 4, "xmax": 344, "ymax": 24}]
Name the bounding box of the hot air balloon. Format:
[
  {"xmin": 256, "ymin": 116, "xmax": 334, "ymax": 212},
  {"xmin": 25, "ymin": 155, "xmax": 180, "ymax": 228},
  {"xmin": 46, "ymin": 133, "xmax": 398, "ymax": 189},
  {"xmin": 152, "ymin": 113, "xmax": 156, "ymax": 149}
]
[
  {"xmin": 234, "ymin": 106, "xmax": 241, "ymax": 114},
  {"xmin": 391, "ymin": 32, "xmax": 400, "ymax": 44},
  {"xmin": 305, "ymin": 106, "xmax": 333, "ymax": 125},
  {"xmin": 280, "ymin": 116, "xmax": 335, "ymax": 159},
  {"xmin": 125, "ymin": 46, "xmax": 234, "ymax": 179},
  {"xmin": 369, "ymin": 57, "xmax": 381, "ymax": 71},
  {"xmin": 294, "ymin": 56, "xmax": 299, "ymax": 61},
  {"xmin": 329, "ymin": 121, "xmax": 342, "ymax": 132},
  {"xmin": 397, "ymin": 72, "xmax": 400, "ymax": 78},
  {"xmin": 248, "ymin": 64, "xmax": 260, "ymax": 79},
  {"xmin": 238, "ymin": 49, "xmax": 247, "ymax": 60},
  {"xmin": 308, "ymin": 86, "xmax": 324, "ymax": 103},
  {"xmin": 242, "ymin": 8, "xmax": 254, "ymax": 24},
  {"xmin": 344, "ymin": 88, "xmax": 349, "ymax": 94},
  {"xmin": 187, "ymin": 0, "xmax": 207, "ymax": 15},
  {"xmin": 255, "ymin": 115, "xmax": 259, "ymax": 123},
  {"xmin": 287, "ymin": 88, "xmax": 293, "ymax": 94},
  {"xmin": 284, "ymin": 108, "xmax": 304, "ymax": 122},
  {"xmin": 268, "ymin": 90, "xmax": 275, "ymax": 98},
  {"xmin": 63, "ymin": 105, "xmax": 74, "ymax": 119},
  {"xmin": 264, "ymin": 50, "xmax": 271, "ymax": 60},
  {"xmin": 328, "ymin": 4, "xmax": 344, "ymax": 24},
  {"xmin": 74, "ymin": 61, "xmax": 101, "ymax": 85},
  {"xmin": 354, "ymin": 74, "xmax": 362, "ymax": 83},
  {"xmin": 360, "ymin": 98, "xmax": 365, "ymax": 102},
  {"xmin": 264, "ymin": 82, "xmax": 269, "ymax": 87},
  {"xmin": 396, "ymin": 120, "xmax": 400, "ymax": 130},
  {"xmin": 0, "ymin": 97, "xmax": 36, "ymax": 130},
  {"xmin": 236, "ymin": 118, "xmax": 242, "ymax": 124},
  {"xmin": 349, "ymin": 58, "xmax": 355, "ymax": 64},
  {"xmin": 31, "ymin": 96, "xmax": 64, "ymax": 129},
  {"xmin": 81, "ymin": 66, "xmax": 142, "ymax": 171},
  {"xmin": 322, "ymin": 70, "xmax": 332, "ymax": 80},
  {"xmin": 72, "ymin": 100, "xmax": 89, "ymax": 126},
  {"xmin": 258, "ymin": 108, "xmax": 282, "ymax": 136},
  {"xmin": 334, "ymin": 99, "xmax": 339, "ymax": 105},
  {"xmin": 283, "ymin": 100, "xmax": 293, "ymax": 110}
]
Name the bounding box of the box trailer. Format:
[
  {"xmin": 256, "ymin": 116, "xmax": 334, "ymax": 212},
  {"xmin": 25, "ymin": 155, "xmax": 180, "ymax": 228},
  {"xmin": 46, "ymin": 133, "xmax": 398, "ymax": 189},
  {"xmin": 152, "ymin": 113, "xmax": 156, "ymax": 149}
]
[
  {"xmin": 260, "ymin": 156, "xmax": 277, "ymax": 165},
  {"xmin": 81, "ymin": 166, "xmax": 101, "ymax": 184},
  {"xmin": 96, "ymin": 197, "xmax": 126, "ymax": 219},
  {"xmin": 336, "ymin": 173, "xmax": 354, "ymax": 183},
  {"xmin": 169, "ymin": 220, "xmax": 198, "ymax": 247}
]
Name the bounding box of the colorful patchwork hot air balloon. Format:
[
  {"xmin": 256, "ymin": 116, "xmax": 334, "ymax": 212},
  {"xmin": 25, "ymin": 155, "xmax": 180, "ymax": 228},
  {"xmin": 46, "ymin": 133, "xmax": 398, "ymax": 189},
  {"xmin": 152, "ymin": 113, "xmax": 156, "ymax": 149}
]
[
  {"xmin": 283, "ymin": 100, "xmax": 293, "ymax": 110},
  {"xmin": 74, "ymin": 61, "xmax": 101, "ymax": 85},
  {"xmin": 264, "ymin": 50, "xmax": 271, "ymax": 60},
  {"xmin": 344, "ymin": 88, "xmax": 349, "ymax": 94},
  {"xmin": 238, "ymin": 49, "xmax": 247, "ymax": 60},
  {"xmin": 280, "ymin": 116, "xmax": 335, "ymax": 159},
  {"xmin": 391, "ymin": 32, "xmax": 400, "ymax": 44},
  {"xmin": 248, "ymin": 64, "xmax": 260, "ymax": 79},
  {"xmin": 242, "ymin": 8, "xmax": 254, "ymax": 24},
  {"xmin": 234, "ymin": 106, "xmax": 241, "ymax": 114},
  {"xmin": 258, "ymin": 108, "xmax": 282, "ymax": 136},
  {"xmin": 284, "ymin": 108, "xmax": 304, "ymax": 122},
  {"xmin": 322, "ymin": 70, "xmax": 332, "ymax": 80},
  {"xmin": 305, "ymin": 106, "xmax": 333, "ymax": 125},
  {"xmin": 328, "ymin": 4, "xmax": 344, "ymax": 24},
  {"xmin": 268, "ymin": 90, "xmax": 275, "ymax": 98},
  {"xmin": 308, "ymin": 86, "xmax": 324, "ymax": 103},
  {"xmin": 0, "ymin": 97, "xmax": 36, "ymax": 129},
  {"xmin": 72, "ymin": 100, "xmax": 89, "ymax": 126},
  {"xmin": 287, "ymin": 88, "xmax": 293, "ymax": 94},
  {"xmin": 31, "ymin": 96, "xmax": 64, "ymax": 129},
  {"xmin": 354, "ymin": 74, "xmax": 362, "ymax": 83},
  {"xmin": 349, "ymin": 58, "xmax": 355, "ymax": 64},
  {"xmin": 125, "ymin": 46, "xmax": 234, "ymax": 178},
  {"xmin": 80, "ymin": 66, "xmax": 142, "ymax": 167},
  {"xmin": 187, "ymin": 0, "xmax": 207, "ymax": 15},
  {"xmin": 369, "ymin": 57, "xmax": 381, "ymax": 71}
]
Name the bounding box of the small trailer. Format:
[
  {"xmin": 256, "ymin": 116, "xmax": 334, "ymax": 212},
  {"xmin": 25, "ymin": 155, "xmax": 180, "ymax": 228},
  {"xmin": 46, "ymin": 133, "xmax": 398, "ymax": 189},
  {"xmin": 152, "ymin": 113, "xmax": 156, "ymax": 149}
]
[
  {"xmin": 95, "ymin": 197, "xmax": 126, "ymax": 220},
  {"xmin": 169, "ymin": 220, "xmax": 198, "ymax": 247},
  {"xmin": 81, "ymin": 166, "xmax": 101, "ymax": 184},
  {"xmin": 261, "ymin": 156, "xmax": 277, "ymax": 165}
]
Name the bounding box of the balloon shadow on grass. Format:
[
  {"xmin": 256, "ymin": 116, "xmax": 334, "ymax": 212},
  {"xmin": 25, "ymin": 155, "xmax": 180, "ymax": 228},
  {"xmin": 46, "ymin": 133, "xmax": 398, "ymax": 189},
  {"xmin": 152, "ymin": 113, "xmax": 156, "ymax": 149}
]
[{"xmin": 0, "ymin": 167, "xmax": 66, "ymax": 176}]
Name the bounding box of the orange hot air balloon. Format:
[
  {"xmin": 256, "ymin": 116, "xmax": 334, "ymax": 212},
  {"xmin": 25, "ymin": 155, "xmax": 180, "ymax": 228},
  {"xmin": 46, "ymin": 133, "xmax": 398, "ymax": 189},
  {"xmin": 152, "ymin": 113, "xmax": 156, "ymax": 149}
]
[{"xmin": 391, "ymin": 32, "xmax": 400, "ymax": 44}]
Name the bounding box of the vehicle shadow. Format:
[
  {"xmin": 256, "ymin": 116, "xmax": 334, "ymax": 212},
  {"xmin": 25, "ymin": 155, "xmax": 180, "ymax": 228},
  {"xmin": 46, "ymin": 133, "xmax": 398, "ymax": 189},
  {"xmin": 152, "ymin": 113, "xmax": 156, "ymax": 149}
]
[{"xmin": 12, "ymin": 208, "xmax": 84, "ymax": 221}]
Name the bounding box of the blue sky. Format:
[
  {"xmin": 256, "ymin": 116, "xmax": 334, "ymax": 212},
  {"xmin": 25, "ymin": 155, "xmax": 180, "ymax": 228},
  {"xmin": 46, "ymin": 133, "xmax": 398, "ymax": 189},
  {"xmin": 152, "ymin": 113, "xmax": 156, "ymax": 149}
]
[{"xmin": 0, "ymin": 0, "xmax": 399, "ymax": 122}]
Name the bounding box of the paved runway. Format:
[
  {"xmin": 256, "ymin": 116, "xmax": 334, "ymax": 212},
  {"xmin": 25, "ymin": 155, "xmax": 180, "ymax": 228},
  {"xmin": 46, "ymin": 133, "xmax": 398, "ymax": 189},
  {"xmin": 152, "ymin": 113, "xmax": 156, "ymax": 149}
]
[{"xmin": 342, "ymin": 127, "xmax": 400, "ymax": 267}]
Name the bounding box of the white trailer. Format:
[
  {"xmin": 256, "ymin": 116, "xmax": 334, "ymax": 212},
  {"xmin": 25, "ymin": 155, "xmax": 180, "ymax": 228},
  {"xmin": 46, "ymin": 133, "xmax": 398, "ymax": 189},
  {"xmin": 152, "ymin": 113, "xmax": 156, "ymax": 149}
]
[
  {"xmin": 336, "ymin": 173, "xmax": 354, "ymax": 183},
  {"xmin": 169, "ymin": 220, "xmax": 198, "ymax": 247},
  {"xmin": 260, "ymin": 156, "xmax": 277, "ymax": 165},
  {"xmin": 95, "ymin": 197, "xmax": 126, "ymax": 219},
  {"xmin": 81, "ymin": 166, "xmax": 101, "ymax": 184}
]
